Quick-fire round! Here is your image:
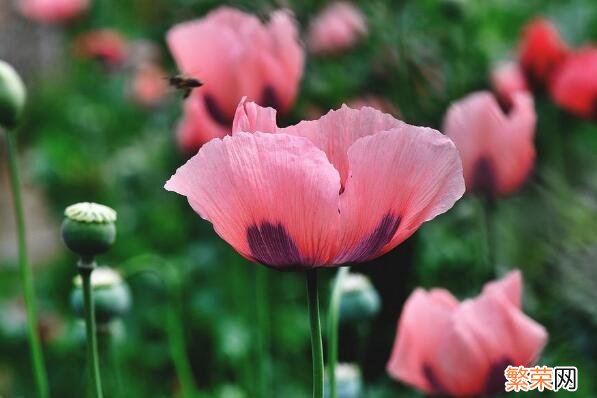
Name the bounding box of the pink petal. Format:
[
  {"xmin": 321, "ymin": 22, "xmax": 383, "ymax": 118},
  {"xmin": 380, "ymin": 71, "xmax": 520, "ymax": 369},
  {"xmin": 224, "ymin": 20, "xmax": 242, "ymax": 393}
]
[
  {"xmin": 280, "ymin": 105, "xmax": 403, "ymax": 184},
  {"xmin": 493, "ymin": 93, "xmax": 536, "ymax": 195},
  {"xmin": 232, "ymin": 97, "xmax": 278, "ymax": 134},
  {"xmin": 267, "ymin": 10, "xmax": 305, "ymax": 109},
  {"xmin": 335, "ymin": 126, "xmax": 465, "ymax": 263},
  {"xmin": 166, "ymin": 7, "xmax": 251, "ymax": 114},
  {"xmin": 165, "ymin": 132, "xmax": 342, "ymax": 268},
  {"xmin": 177, "ymin": 93, "xmax": 231, "ymax": 152},
  {"xmin": 443, "ymin": 91, "xmax": 536, "ymax": 196},
  {"xmin": 459, "ymin": 290, "xmax": 548, "ymax": 375},
  {"xmin": 491, "ymin": 61, "xmax": 529, "ymax": 108},
  {"xmin": 387, "ymin": 288, "xmax": 459, "ymax": 394},
  {"xmin": 482, "ymin": 270, "xmax": 523, "ymax": 308},
  {"xmin": 432, "ymin": 316, "xmax": 490, "ymax": 395},
  {"xmin": 549, "ymin": 47, "xmax": 597, "ymax": 119}
]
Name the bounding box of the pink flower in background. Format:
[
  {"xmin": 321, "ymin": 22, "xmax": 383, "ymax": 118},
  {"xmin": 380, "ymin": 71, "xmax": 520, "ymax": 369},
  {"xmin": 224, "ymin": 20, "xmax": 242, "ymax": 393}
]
[
  {"xmin": 443, "ymin": 91, "xmax": 536, "ymax": 197},
  {"xmin": 307, "ymin": 2, "xmax": 367, "ymax": 55},
  {"xmin": 491, "ymin": 61, "xmax": 529, "ymax": 111},
  {"xmin": 73, "ymin": 29, "xmax": 128, "ymax": 68},
  {"xmin": 346, "ymin": 96, "xmax": 399, "ymax": 116},
  {"xmin": 166, "ymin": 7, "xmax": 304, "ymax": 152},
  {"xmin": 131, "ymin": 64, "xmax": 168, "ymax": 107},
  {"xmin": 519, "ymin": 18, "xmax": 569, "ymax": 88},
  {"xmin": 166, "ymin": 100, "xmax": 464, "ymax": 270},
  {"xmin": 387, "ymin": 270, "xmax": 548, "ymax": 396},
  {"xmin": 549, "ymin": 47, "xmax": 597, "ymax": 120},
  {"xmin": 18, "ymin": 0, "xmax": 89, "ymax": 23}
]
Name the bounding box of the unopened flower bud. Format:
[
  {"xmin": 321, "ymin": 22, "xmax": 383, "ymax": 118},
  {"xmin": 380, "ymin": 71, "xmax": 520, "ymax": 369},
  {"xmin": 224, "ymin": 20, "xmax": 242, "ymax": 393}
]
[
  {"xmin": 70, "ymin": 267, "xmax": 131, "ymax": 324},
  {"xmin": 339, "ymin": 273, "xmax": 380, "ymax": 323},
  {"xmin": 325, "ymin": 363, "xmax": 362, "ymax": 398},
  {"xmin": 0, "ymin": 60, "xmax": 26, "ymax": 130},
  {"xmin": 61, "ymin": 202, "xmax": 117, "ymax": 260}
]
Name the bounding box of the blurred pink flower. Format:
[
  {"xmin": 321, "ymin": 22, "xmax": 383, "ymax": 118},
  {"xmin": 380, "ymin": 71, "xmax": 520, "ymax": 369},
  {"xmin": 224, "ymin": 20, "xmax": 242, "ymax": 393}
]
[
  {"xmin": 166, "ymin": 7, "xmax": 304, "ymax": 152},
  {"xmin": 387, "ymin": 270, "xmax": 548, "ymax": 396},
  {"xmin": 443, "ymin": 91, "xmax": 536, "ymax": 197},
  {"xmin": 165, "ymin": 100, "xmax": 464, "ymax": 270},
  {"xmin": 18, "ymin": 0, "xmax": 89, "ymax": 23},
  {"xmin": 307, "ymin": 2, "xmax": 367, "ymax": 55},
  {"xmin": 73, "ymin": 29, "xmax": 128, "ymax": 68},
  {"xmin": 130, "ymin": 64, "xmax": 168, "ymax": 107},
  {"xmin": 519, "ymin": 18, "xmax": 569, "ymax": 89},
  {"xmin": 549, "ymin": 47, "xmax": 597, "ymax": 120},
  {"xmin": 491, "ymin": 61, "xmax": 529, "ymax": 110}
]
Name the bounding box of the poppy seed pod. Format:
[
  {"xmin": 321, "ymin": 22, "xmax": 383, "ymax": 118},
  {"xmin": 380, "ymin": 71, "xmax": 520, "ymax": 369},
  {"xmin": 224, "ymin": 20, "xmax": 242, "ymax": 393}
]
[
  {"xmin": 61, "ymin": 202, "xmax": 117, "ymax": 260},
  {"xmin": 70, "ymin": 267, "xmax": 131, "ymax": 325},
  {"xmin": 0, "ymin": 61, "xmax": 26, "ymax": 131},
  {"xmin": 338, "ymin": 273, "xmax": 380, "ymax": 323},
  {"xmin": 325, "ymin": 363, "xmax": 362, "ymax": 398}
]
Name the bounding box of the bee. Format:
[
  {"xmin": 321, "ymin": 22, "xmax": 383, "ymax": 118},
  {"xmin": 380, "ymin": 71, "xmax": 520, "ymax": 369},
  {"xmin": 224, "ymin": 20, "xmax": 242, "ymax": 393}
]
[{"xmin": 167, "ymin": 75, "xmax": 203, "ymax": 99}]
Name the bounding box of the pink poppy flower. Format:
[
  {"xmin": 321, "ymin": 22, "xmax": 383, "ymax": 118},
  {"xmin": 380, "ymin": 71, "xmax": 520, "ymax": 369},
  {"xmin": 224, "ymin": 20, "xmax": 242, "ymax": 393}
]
[
  {"xmin": 387, "ymin": 270, "xmax": 548, "ymax": 396},
  {"xmin": 443, "ymin": 91, "xmax": 536, "ymax": 197},
  {"xmin": 519, "ymin": 18, "xmax": 569, "ymax": 88},
  {"xmin": 549, "ymin": 47, "xmax": 597, "ymax": 120},
  {"xmin": 166, "ymin": 7, "xmax": 304, "ymax": 152},
  {"xmin": 307, "ymin": 2, "xmax": 367, "ymax": 55},
  {"xmin": 18, "ymin": 0, "xmax": 89, "ymax": 23},
  {"xmin": 165, "ymin": 100, "xmax": 464, "ymax": 269},
  {"xmin": 491, "ymin": 61, "xmax": 529, "ymax": 111},
  {"xmin": 73, "ymin": 29, "xmax": 128, "ymax": 68},
  {"xmin": 130, "ymin": 64, "xmax": 168, "ymax": 107}
]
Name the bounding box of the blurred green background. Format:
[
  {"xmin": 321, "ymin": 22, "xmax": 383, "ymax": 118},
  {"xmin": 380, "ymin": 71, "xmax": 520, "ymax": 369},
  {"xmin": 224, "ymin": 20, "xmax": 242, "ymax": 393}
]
[{"xmin": 0, "ymin": 0, "xmax": 596, "ymax": 397}]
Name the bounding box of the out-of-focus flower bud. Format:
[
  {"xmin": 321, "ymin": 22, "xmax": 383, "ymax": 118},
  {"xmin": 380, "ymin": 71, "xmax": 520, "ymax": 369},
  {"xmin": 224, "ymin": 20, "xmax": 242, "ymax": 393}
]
[
  {"xmin": 61, "ymin": 202, "xmax": 117, "ymax": 260},
  {"xmin": 0, "ymin": 61, "xmax": 26, "ymax": 131},
  {"xmin": 339, "ymin": 273, "xmax": 381, "ymax": 323},
  {"xmin": 73, "ymin": 29, "xmax": 128, "ymax": 69},
  {"xmin": 130, "ymin": 64, "xmax": 168, "ymax": 107},
  {"xmin": 18, "ymin": 0, "xmax": 89, "ymax": 24},
  {"xmin": 307, "ymin": 2, "xmax": 367, "ymax": 55},
  {"xmin": 325, "ymin": 363, "xmax": 362, "ymax": 398},
  {"xmin": 70, "ymin": 267, "xmax": 131, "ymax": 324}
]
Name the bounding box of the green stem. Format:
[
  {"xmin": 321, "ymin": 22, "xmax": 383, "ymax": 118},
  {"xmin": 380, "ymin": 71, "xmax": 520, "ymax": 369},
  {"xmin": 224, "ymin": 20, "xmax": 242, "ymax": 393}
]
[
  {"xmin": 80, "ymin": 262, "xmax": 104, "ymax": 398},
  {"xmin": 255, "ymin": 266, "xmax": 270, "ymax": 397},
  {"xmin": 327, "ymin": 267, "xmax": 349, "ymax": 398},
  {"xmin": 120, "ymin": 257, "xmax": 199, "ymax": 397},
  {"xmin": 165, "ymin": 270, "xmax": 198, "ymax": 398},
  {"xmin": 306, "ymin": 270, "xmax": 324, "ymax": 398},
  {"xmin": 477, "ymin": 195, "xmax": 497, "ymax": 277},
  {"xmin": 5, "ymin": 132, "xmax": 50, "ymax": 398},
  {"xmin": 110, "ymin": 338, "xmax": 125, "ymax": 398}
]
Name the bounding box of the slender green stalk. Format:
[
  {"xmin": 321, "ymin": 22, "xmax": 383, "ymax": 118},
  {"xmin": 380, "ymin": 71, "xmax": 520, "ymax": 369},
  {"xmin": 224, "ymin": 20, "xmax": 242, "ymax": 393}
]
[
  {"xmin": 306, "ymin": 270, "xmax": 324, "ymax": 398},
  {"xmin": 165, "ymin": 270, "xmax": 198, "ymax": 398},
  {"xmin": 327, "ymin": 267, "xmax": 349, "ymax": 398},
  {"xmin": 255, "ymin": 266, "xmax": 270, "ymax": 397},
  {"xmin": 110, "ymin": 338, "xmax": 125, "ymax": 398},
  {"xmin": 80, "ymin": 263, "xmax": 103, "ymax": 398},
  {"xmin": 477, "ymin": 195, "xmax": 497, "ymax": 277},
  {"xmin": 120, "ymin": 256, "xmax": 200, "ymax": 397},
  {"xmin": 5, "ymin": 131, "xmax": 50, "ymax": 398}
]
